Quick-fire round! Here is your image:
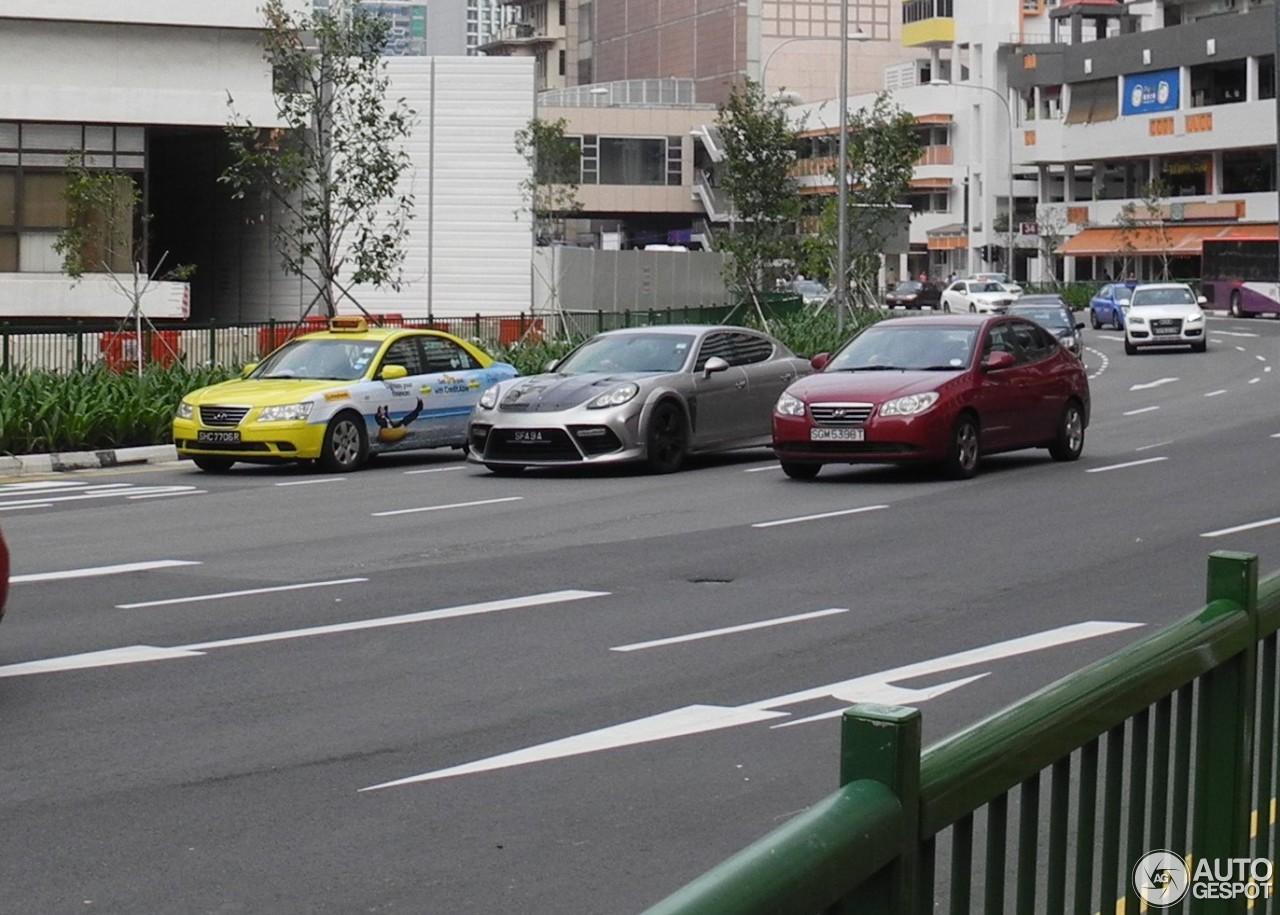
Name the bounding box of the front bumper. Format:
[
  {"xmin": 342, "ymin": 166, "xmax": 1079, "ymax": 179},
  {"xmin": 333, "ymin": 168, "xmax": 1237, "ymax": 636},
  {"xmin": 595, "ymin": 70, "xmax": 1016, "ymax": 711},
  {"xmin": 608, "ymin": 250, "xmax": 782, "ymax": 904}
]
[
  {"xmin": 173, "ymin": 417, "xmax": 327, "ymax": 462},
  {"xmin": 771, "ymin": 410, "xmax": 953, "ymax": 465},
  {"xmin": 1126, "ymin": 323, "xmax": 1204, "ymax": 346},
  {"xmin": 467, "ymin": 407, "xmax": 645, "ymax": 465}
]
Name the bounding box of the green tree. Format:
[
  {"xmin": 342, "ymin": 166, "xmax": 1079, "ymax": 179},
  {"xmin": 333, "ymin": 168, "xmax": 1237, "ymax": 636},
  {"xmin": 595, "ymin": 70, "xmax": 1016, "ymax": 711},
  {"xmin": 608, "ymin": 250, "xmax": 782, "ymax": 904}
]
[
  {"xmin": 221, "ymin": 0, "xmax": 416, "ymax": 319},
  {"xmin": 54, "ymin": 161, "xmax": 195, "ymax": 374},
  {"xmin": 807, "ymin": 93, "xmax": 919, "ymax": 311},
  {"xmin": 1114, "ymin": 179, "xmax": 1172, "ymax": 281},
  {"xmin": 714, "ymin": 78, "xmax": 807, "ymax": 318},
  {"xmin": 515, "ymin": 117, "xmax": 583, "ymax": 244}
]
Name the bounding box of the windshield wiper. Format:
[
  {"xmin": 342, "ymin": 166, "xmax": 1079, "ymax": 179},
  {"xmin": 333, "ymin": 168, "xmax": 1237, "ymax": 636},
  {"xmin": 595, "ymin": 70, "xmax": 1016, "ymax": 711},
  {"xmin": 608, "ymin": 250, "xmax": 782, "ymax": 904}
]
[{"xmin": 838, "ymin": 365, "xmax": 908, "ymax": 372}]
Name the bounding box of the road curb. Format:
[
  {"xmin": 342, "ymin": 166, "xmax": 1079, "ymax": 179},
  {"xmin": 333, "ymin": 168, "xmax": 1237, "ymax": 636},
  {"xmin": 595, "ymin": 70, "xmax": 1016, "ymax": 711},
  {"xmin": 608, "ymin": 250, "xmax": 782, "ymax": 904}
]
[{"xmin": 0, "ymin": 445, "xmax": 179, "ymax": 476}]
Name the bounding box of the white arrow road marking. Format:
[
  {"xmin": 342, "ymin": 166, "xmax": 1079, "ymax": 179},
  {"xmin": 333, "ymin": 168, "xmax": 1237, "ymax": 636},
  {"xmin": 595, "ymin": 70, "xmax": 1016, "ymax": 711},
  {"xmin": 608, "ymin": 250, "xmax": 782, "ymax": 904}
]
[
  {"xmin": 1129, "ymin": 378, "xmax": 1179, "ymax": 391},
  {"xmin": 360, "ymin": 620, "xmax": 1142, "ymax": 791},
  {"xmin": 0, "ymin": 590, "xmax": 609, "ymax": 678},
  {"xmin": 11, "ymin": 559, "xmax": 202, "ymax": 584},
  {"xmin": 611, "ymin": 608, "xmax": 849, "ymax": 652}
]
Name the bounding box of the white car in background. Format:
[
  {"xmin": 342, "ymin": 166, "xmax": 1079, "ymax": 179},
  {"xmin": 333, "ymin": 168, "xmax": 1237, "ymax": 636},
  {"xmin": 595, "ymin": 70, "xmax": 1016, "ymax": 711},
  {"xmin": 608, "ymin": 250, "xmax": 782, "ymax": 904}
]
[
  {"xmin": 941, "ymin": 279, "xmax": 1017, "ymax": 314},
  {"xmin": 1123, "ymin": 283, "xmax": 1208, "ymax": 354},
  {"xmin": 969, "ymin": 272, "xmax": 1024, "ymax": 296}
]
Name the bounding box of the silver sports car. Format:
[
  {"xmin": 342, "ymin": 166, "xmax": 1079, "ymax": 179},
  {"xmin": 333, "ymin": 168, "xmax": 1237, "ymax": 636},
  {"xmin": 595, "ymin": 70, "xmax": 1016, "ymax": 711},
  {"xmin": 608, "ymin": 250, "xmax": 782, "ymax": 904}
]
[{"xmin": 467, "ymin": 325, "xmax": 813, "ymax": 473}]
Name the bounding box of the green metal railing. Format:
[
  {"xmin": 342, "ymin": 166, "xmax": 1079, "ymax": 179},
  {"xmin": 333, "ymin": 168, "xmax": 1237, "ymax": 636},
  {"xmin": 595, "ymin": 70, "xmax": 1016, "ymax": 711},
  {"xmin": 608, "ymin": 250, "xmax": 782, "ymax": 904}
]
[{"xmin": 645, "ymin": 551, "xmax": 1279, "ymax": 914}]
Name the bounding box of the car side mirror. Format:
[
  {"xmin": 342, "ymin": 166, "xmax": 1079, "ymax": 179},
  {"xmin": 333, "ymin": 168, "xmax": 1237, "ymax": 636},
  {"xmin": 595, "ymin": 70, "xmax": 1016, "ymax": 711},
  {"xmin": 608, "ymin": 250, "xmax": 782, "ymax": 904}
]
[
  {"xmin": 703, "ymin": 356, "xmax": 730, "ymax": 377},
  {"xmin": 810, "ymin": 352, "xmax": 830, "ymax": 370},
  {"xmin": 1075, "ymin": 322, "xmax": 1085, "ymax": 330},
  {"xmin": 380, "ymin": 364, "xmax": 408, "ymax": 381},
  {"xmin": 983, "ymin": 350, "xmax": 1016, "ymax": 371},
  {"xmin": 1197, "ymin": 295, "xmax": 1208, "ymax": 305},
  {"xmin": 241, "ymin": 362, "xmax": 259, "ymax": 377},
  {"xmin": 546, "ymin": 358, "xmax": 560, "ymax": 372}
]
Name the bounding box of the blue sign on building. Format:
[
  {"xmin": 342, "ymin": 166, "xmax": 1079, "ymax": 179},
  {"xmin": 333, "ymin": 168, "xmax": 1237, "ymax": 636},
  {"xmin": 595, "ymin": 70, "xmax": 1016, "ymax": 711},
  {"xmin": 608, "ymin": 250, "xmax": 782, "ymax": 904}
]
[{"xmin": 1122, "ymin": 69, "xmax": 1180, "ymax": 115}]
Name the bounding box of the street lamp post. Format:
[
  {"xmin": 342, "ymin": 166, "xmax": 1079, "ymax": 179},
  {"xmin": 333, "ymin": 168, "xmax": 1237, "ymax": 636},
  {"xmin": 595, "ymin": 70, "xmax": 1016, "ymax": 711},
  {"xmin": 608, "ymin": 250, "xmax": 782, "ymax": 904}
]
[
  {"xmin": 834, "ymin": 8, "xmax": 872, "ymax": 333},
  {"xmin": 930, "ymin": 80, "xmax": 1016, "ymax": 279}
]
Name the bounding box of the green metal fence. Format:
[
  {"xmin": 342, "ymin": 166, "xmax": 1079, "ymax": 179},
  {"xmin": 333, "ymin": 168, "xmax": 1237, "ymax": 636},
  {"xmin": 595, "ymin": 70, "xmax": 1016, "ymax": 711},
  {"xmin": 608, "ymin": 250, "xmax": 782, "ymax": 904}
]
[
  {"xmin": 644, "ymin": 550, "xmax": 1279, "ymax": 914},
  {"xmin": 0, "ymin": 304, "xmax": 784, "ymax": 373}
]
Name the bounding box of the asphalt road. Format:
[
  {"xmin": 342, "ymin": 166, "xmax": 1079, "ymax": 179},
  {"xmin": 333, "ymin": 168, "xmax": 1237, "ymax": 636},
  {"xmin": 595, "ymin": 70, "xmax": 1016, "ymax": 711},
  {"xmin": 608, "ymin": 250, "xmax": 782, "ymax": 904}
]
[{"xmin": 2, "ymin": 315, "xmax": 1280, "ymax": 914}]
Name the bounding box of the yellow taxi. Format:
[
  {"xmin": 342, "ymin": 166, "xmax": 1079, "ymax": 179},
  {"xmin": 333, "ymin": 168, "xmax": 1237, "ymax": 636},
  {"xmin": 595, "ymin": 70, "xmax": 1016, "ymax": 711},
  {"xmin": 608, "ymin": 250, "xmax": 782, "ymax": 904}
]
[{"xmin": 173, "ymin": 316, "xmax": 518, "ymax": 472}]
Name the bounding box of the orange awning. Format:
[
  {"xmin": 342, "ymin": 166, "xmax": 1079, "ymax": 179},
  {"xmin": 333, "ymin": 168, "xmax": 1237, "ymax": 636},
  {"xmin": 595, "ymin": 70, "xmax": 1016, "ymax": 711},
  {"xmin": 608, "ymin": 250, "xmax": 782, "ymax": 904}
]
[
  {"xmin": 1058, "ymin": 223, "xmax": 1278, "ymax": 256},
  {"xmin": 910, "ymin": 177, "xmax": 952, "ymax": 189}
]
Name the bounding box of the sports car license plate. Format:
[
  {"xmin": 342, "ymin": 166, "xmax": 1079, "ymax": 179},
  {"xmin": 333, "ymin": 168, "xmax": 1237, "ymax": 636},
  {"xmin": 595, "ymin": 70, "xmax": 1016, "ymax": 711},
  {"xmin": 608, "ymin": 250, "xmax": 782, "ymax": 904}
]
[
  {"xmin": 196, "ymin": 430, "xmax": 241, "ymax": 444},
  {"xmin": 810, "ymin": 428, "xmax": 865, "ymax": 441},
  {"xmin": 510, "ymin": 430, "xmax": 548, "ymax": 444}
]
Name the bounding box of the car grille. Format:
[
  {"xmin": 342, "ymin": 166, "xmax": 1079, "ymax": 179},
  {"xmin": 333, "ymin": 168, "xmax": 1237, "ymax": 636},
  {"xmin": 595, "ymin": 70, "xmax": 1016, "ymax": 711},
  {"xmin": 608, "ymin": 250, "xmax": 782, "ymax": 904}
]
[
  {"xmin": 568, "ymin": 425, "xmax": 623, "ymax": 456},
  {"xmin": 199, "ymin": 405, "xmax": 250, "ymax": 427},
  {"xmin": 484, "ymin": 427, "xmax": 583, "ymax": 462},
  {"xmin": 809, "ymin": 403, "xmax": 874, "ymax": 426},
  {"xmin": 176, "ymin": 439, "xmax": 277, "ymax": 454}
]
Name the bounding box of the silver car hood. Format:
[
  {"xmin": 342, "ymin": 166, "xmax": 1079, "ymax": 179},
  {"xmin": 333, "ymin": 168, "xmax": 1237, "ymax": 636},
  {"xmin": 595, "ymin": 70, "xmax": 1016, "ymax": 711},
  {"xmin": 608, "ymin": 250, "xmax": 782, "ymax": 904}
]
[{"xmin": 498, "ymin": 372, "xmax": 652, "ymax": 412}]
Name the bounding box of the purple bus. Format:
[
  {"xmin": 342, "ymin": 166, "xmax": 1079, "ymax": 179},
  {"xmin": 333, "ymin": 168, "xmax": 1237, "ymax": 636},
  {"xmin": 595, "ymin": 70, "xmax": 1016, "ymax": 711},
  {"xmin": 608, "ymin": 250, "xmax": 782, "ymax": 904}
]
[{"xmin": 1201, "ymin": 238, "xmax": 1280, "ymax": 318}]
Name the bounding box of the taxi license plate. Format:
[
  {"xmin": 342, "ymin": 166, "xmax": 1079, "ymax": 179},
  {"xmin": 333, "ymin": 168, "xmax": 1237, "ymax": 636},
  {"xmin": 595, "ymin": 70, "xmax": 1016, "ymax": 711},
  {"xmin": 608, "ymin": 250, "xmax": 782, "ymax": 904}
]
[
  {"xmin": 511, "ymin": 430, "xmax": 547, "ymax": 443},
  {"xmin": 810, "ymin": 428, "xmax": 865, "ymax": 442},
  {"xmin": 196, "ymin": 430, "xmax": 241, "ymax": 444}
]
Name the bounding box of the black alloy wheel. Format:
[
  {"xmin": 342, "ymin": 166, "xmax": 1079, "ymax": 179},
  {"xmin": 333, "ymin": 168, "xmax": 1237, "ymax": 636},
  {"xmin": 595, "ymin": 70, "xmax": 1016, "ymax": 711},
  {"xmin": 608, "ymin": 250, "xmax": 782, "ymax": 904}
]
[{"xmin": 645, "ymin": 402, "xmax": 688, "ymax": 474}]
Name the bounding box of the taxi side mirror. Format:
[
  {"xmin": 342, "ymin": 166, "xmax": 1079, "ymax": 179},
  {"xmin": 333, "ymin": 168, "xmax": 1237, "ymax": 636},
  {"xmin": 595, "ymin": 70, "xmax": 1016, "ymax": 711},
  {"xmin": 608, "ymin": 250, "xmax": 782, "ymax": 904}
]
[
  {"xmin": 380, "ymin": 364, "xmax": 408, "ymax": 381},
  {"xmin": 241, "ymin": 362, "xmax": 258, "ymax": 377}
]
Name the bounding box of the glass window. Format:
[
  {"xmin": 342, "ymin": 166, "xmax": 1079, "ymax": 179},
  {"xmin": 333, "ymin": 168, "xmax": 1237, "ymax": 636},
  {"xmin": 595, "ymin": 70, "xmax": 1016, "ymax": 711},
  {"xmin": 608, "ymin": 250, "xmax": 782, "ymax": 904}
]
[
  {"xmin": 21, "ymin": 172, "xmax": 69, "ymax": 228},
  {"xmin": 695, "ymin": 332, "xmax": 736, "ymax": 371},
  {"xmin": 1159, "ymin": 155, "xmax": 1209, "ymax": 196},
  {"xmin": 0, "ymin": 233, "xmax": 15, "ymax": 271},
  {"xmin": 599, "ymin": 137, "xmax": 666, "ymax": 186},
  {"xmin": 0, "ymin": 170, "xmax": 14, "ymax": 225},
  {"xmin": 1065, "ymin": 78, "xmax": 1119, "ymax": 125},
  {"xmin": 382, "ymin": 337, "xmax": 425, "ymax": 375},
  {"xmin": 422, "ymin": 336, "xmax": 480, "ymax": 371},
  {"xmin": 1222, "ymin": 148, "xmax": 1275, "ymax": 194},
  {"xmin": 1260, "ymin": 56, "xmax": 1276, "ymax": 101},
  {"xmin": 1189, "ymin": 59, "xmax": 1247, "ymax": 108},
  {"xmin": 726, "ymin": 332, "xmax": 775, "ymax": 366}
]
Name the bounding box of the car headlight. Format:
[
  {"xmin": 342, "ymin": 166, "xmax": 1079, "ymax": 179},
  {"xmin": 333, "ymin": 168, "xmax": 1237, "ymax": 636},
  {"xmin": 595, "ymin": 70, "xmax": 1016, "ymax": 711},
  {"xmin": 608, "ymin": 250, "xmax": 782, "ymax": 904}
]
[
  {"xmin": 775, "ymin": 391, "xmax": 806, "ymax": 417},
  {"xmin": 478, "ymin": 384, "xmax": 501, "ymax": 410},
  {"xmin": 176, "ymin": 400, "xmax": 194, "ymax": 420},
  {"xmin": 1128, "ymin": 315, "xmax": 1146, "ymax": 325},
  {"xmin": 879, "ymin": 392, "xmax": 939, "ymax": 417},
  {"xmin": 587, "ymin": 383, "xmax": 639, "ymax": 409},
  {"xmin": 1186, "ymin": 312, "xmax": 1204, "ymax": 323},
  {"xmin": 257, "ymin": 403, "xmax": 313, "ymax": 422}
]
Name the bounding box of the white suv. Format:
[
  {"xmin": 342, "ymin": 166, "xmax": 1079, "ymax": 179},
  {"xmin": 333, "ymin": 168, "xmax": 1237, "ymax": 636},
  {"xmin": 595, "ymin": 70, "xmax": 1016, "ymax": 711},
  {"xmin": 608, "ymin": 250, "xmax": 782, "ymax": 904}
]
[{"xmin": 1124, "ymin": 283, "xmax": 1208, "ymax": 354}]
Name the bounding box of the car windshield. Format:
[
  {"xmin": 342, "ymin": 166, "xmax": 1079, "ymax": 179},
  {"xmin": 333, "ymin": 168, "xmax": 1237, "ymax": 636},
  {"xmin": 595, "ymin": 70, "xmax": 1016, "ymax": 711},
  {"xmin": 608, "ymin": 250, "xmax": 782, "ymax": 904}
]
[
  {"xmin": 972, "ymin": 282, "xmax": 1002, "ymax": 293},
  {"xmin": 252, "ymin": 338, "xmax": 380, "ymax": 380},
  {"xmin": 1009, "ymin": 306, "xmax": 1071, "ymax": 328},
  {"xmin": 556, "ymin": 332, "xmax": 695, "ymax": 374},
  {"xmin": 892, "ymin": 281, "xmax": 923, "ymax": 293},
  {"xmin": 1131, "ymin": 287, "xmax": 1196, "ymax": 307},
  {"xmin": 826, "ymin": 325, "xmax": 978, "ymax": 372}
]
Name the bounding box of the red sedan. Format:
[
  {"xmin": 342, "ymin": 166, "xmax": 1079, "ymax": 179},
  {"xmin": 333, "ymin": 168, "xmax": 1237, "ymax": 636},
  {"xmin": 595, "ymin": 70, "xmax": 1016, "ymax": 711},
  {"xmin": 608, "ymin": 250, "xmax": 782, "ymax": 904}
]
[{"xmin": 772, "ymin": 314, "xmax": 1090, "ymax": 480}]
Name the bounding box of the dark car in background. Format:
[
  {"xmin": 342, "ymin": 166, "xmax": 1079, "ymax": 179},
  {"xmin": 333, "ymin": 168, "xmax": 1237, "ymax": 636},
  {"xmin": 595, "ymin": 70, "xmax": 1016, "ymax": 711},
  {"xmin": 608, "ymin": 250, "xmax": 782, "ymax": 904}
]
[
  {"xmin": 884, "ymin": 280, "xmax": 943, "ymax": 310},
  {"xmin": 1008, "ymin": 295, "xmax": 1085, "ymax": 357}
]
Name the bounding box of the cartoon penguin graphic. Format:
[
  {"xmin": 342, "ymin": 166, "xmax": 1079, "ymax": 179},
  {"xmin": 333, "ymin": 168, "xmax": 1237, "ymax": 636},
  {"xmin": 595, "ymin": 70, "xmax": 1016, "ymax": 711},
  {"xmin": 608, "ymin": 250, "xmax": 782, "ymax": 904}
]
[{"xmin": 375, "ymin": 397, "xmax": 423, "ymax": 443}]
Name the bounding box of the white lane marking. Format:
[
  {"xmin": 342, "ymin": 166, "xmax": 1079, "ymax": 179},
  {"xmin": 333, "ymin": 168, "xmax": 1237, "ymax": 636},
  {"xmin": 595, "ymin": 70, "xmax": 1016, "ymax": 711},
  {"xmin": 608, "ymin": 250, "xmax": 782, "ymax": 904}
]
[
  {"xmin": 0, "ymin": 483, "xmax": 201, "ymax": 509},
  {"xmin": 403, "ymin": 467, "xmax": 465, "ymax": 475},
  {"xmin": 128, "ymin": 490, "xmax": 206, "ymax": 500},
  {"xmin": 611, "ymin": 608, "xmax": 849, "ymax": 652},
  {"xmin": 0, "ymin": 590, "xmax": 610, "ymax": 678},
  {"xmin": 752, "ymin": 504, "xmax": 888, "ymax": 529},
  {"xmin": 1086, "ymin": 456, "xmax": 1169, "ymax": 474},
  {"xmin": 1205, "ymin": 390, "xmax": 1228, "ymax": 398},
  {"xmin": 1122, "ymin": 406, "xmax": 1160, "ymax": 416},
  {"xmin": 372, "ymin": 496, "xmax": 523, "ymax": 517},
  {"xmin": 1213, "ymin": 330, "xmax": 1261, "ymax": 338},
  {"xmin": 11, "ymin": 559, "xmax": 202, "ymax": 584},
  {"xmin": 1258, "ymin": 355, "xmax": 1269, "ymax": 362},
  {"xmin": 361, "ymin": 620, "xmax": 1142, "ymax": 790},
  {"xmin": 1135, "ymin": 441, "xmax": 1172, "ymax": 452},
  {"xmin": 744, "ymin": 464, "xmax": 783, "ymax": 473},
  {"xmin": 1267, "ymin": 367, "xmax": 1273, "ymax": 373},
  {"xmin": 0, "ymin": 503, "xmax": 53, "ymax": 512},
  {"xmin": 117, "ymin": 577, "xmax": 369, "ymax": 609},
  {"xmin": 1202, "ymin": 516, "xmax": 1280, "ymax": 539},
  {"xmin": 1130, "ymin": 378, "xmax": 1179, "ymax": 391},
  {"xmin": 1273, "ymin": 433, "xmax": 1280, "ymax": 439},
  {"xmin": 1097, "ymin": 335, "xmax": 1125, "ymax": 342},
  {"xmin": 276, "ymin": 478, "xmax": 345, "ymax": 487},
  {"xmin": 1251, "ymin": 378, "xmax": 1262, "ymax": 385},
  {"xmin": 1085, "ymin": 345, "xmax": 1109, "ymax": 380},
  {"xmin": 1198, "ymin": 519, "xmax": 1280, "ymax": 540},
  {"xmin": 1237, "ymin": 345, "xmax": 1248, "ymax": 352}
]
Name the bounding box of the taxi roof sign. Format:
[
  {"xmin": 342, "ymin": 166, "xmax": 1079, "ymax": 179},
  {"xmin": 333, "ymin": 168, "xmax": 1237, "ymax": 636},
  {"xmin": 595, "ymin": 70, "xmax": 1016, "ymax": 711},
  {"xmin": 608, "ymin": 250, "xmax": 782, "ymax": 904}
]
[{"xmin": 329, "ymin": 316, "xmax": 369, "ymax": 333}]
